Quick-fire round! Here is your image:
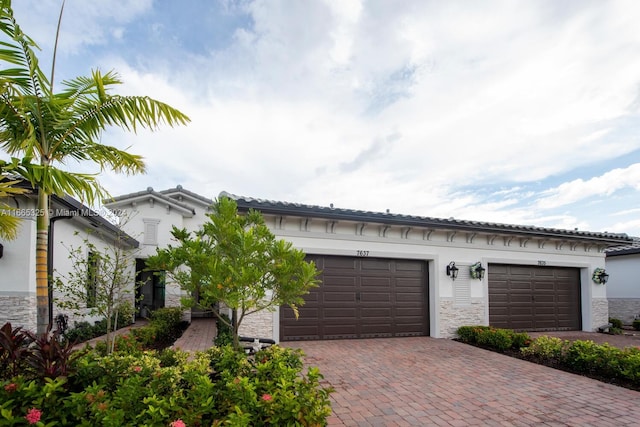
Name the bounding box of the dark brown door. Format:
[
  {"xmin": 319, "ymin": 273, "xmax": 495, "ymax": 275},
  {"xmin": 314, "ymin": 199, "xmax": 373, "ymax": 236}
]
[
  {"xmin": 488, "ymin": 264, "xmax": 581, "ymax": 331},
  {"xmin": 280, "ymin": 255, "xmax": 428, "ymax": 341}
]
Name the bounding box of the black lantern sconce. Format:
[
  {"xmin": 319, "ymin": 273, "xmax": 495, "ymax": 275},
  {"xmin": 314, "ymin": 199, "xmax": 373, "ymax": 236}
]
[
  {"xmin": 446, "ymin": 261, "xmax": 459, "ymax": 280},
  {"xmin": 470, "ymin": 262, "xmax": 485, "ymax": 280},
  {"xmin": 592, "ymin": 268, "xmax": 609, "ymax": 285},
  {"xmin": 0, "ymin": 243, "xmax": 3, "ymax": 259}
]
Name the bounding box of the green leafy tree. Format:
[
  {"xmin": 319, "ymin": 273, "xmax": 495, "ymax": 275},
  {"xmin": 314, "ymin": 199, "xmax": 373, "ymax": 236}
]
[
  {"xmin": 148, "ymin": 197, "xmax": 319, "ymax": 350},
  {"xmin": 0, "ymin": 1, "xmax": 190, "ymax": 333}
]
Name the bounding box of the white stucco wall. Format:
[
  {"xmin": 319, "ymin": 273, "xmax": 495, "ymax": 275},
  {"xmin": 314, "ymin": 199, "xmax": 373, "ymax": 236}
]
[
  {"xmin": 0, "ymin": 200, "xmax": 137, "ymax": 333},
  {"xmin": 104, "ymin": 189, "xmax": 618, "ymax": 342},
  {"xmin": 606, "ymin": 253, "xmax": 640, "ymax": 324},
  {"xmin": 51, "ymin": 220, "xmax": 137, "ymax": 329},
  {"xmin": 262, "ymin": 214, "xmax": 609, "ymax": 339}
]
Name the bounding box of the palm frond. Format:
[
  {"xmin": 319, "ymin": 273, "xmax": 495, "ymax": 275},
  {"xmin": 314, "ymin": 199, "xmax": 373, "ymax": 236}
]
[
  {"xmin": 0, "ymin": 2, "xmax": 50, "ymax": 97},
  {"xmin": 9, "ymin": 158, "xmax": 106, "ymax": 205}
]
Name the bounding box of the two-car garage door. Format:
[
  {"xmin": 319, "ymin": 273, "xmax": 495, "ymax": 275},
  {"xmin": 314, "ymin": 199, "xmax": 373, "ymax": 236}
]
[
  {"xmin": 280, "ymin": 255, "xmax": 428, "ymax": 341},
  {"xmin": 489, "ymin": 264, "xmax": 581, "ymax": 331}
]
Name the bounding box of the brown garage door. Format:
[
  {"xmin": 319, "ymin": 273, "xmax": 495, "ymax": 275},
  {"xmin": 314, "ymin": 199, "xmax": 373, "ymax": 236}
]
[
  {"xmin": 280, "ymin": 255, "xmax": 428, "ymax": 341},
  {"xmin": 489, "ymin": 264, "xmax": 581, "ymax": 331}
]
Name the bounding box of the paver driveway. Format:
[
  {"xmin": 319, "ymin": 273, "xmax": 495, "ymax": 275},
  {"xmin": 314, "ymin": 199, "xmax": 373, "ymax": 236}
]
[{"xmin": 282, "ymin": 337, "xmax": 640, "ymax": 426}]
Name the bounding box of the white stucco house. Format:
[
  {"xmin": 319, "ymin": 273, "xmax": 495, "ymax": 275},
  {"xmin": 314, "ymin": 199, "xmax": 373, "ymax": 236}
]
[
  {"xmin": 605, "ymin": 238, "xmax": 640, "ymax": 324},
  {"xmin": 0, "ymin": 182, "xmax": 139, "ymax": 333},
  {"xmin": 104, "ymin": 186, "xmax": 633, "ymax": 340}
]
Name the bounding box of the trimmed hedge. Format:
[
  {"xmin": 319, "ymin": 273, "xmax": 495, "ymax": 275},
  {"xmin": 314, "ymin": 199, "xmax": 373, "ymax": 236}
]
[
  {"xmin": 458, "ymin": 325, "xmax": 640, "ymax": 390},
  {"xmin": 456, "ymin": 326, "xmax": 531, "ymax": 351}
]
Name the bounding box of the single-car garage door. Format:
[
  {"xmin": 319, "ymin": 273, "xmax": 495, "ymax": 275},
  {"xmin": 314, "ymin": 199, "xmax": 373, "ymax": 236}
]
[
  {"xmin": 489, "ymin": 264, "xmax": 581, "ymax": 331},
  {"xmin": 280, "ymin": 255, "xmax": 428, "ymax": 341}
]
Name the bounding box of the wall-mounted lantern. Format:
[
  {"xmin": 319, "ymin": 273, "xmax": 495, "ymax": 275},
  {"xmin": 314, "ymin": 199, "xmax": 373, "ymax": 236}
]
[
  {"xmin": 592, "ymin": 268, "xmax": 609, "ymax": 285},
  {"xmin": 446, "ymin": 261, "xmax": 459, "ymax": 280},
  {"xmin": 470, "ymin": 262, "xmax": 485, "ymax": 280}
]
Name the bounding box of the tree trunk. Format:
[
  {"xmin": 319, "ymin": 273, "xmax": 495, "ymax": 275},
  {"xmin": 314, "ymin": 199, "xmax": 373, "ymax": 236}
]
[
  {"xmin": 232, "ymin": 308, "xmax": 240, "ymax": 350},
  {"xmin": 36, "ymin": 189, "xmax": 50, "ymax": 335}
]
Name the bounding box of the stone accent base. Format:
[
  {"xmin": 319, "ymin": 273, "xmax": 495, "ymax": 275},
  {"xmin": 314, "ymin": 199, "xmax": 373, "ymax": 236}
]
[
  {"xmin": 608, "ymin": 299, "xmax": 640, "ymax": 325},
  {"xmin": 239, "ymin": 310, "xmax": 273, "ymax": 339},
  {"xmin": 591, "ymin": 298, "xmax": 609, "ymax": 331},
  {"xmin": 0, "ymin": 293, "xmax": 37, "ymax": 333},
  {"xmin": 440, "ymin": 299, "xmax": 485, "ymax": 338}
]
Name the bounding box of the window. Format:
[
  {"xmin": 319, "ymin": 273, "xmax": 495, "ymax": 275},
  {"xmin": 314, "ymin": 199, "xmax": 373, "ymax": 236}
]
[{"xmin": 87, "ymin": 251, "xmax": 99, "ymax": 308}]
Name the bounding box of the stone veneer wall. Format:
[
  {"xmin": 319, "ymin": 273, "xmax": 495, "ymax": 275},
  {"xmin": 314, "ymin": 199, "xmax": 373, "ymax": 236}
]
[
  {"xmin": 0, "ymin": 293, "xmax": 37, "ymax": 332},
  {"xmin": 591, "ymin": 298, "xmax": 609, "ymax": 331},
  {"xmin": 238, "ymin": 310, "xmax": 273, "ymax": 339},
  {"xmin": 608, "ymin": 299, "xmax": 640, "ymax": 325},
  {"xmin": 439, "ymin": 299, "xmax": 485, "ymax": 338}
]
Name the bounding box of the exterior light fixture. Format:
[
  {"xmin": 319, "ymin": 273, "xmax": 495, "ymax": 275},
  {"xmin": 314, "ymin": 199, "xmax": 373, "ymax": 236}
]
[
  {"xmin": 0, "ymin": 243, "xmax": 3, "ymax": 258},
  {"xmin": 446, "ymin": 261, "xmax": 459, "ymax": 280},
  {"xmin": 470, "ymin": 262, "xmax": 485, "ymax": 280},
  {"xmin": 592, "ymin": 268, "xmax": 609, "ymax": 285}
]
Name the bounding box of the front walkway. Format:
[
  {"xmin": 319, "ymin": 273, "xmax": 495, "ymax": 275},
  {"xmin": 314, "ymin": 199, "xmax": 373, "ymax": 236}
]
[
  {"xmin": 171, "ymin": 317, "xmax": 217, "ymax": 352},
  {"xmin": 282, "ymin": 337, "xmax": 640, "ymax": 427}
]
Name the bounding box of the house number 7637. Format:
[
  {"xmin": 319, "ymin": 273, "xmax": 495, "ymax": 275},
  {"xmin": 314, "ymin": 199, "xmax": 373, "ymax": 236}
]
[{"xmin": 356, "ymin": 250, "xmax": 369, "ymax": 257}]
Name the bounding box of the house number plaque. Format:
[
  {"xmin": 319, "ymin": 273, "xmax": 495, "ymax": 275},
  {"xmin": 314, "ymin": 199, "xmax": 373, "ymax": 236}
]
[{"xmin": 356, "ymin": 250, "xmax": 370, "ymax": 257}]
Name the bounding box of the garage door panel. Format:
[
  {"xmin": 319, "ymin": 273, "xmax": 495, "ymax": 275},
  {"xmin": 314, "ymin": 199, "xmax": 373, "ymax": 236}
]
[
  {"xmin": 489, "ymin": 264, "xmax": 581, "ymax": 331},
  {"xmin": 534, "ymin": 281, "xmax": 556, "ymax": 291},
  {"xmin": 360, "ymin": 277, "xmax": 391, "ymax": 287},
  {"xmin": 509, "ymin": 267, "xmax": 534, "ymax": 276},
  {"xmin": 510, "ymin": 281, "xmax": 534, "ymax": 290},
  {"xmin": 323, "ymin": 257, "xmax": 357, "ymax": 270},
  {"xmin": 362, "ymin": 293, "xmax": 391, "ymax": 302},
  {"xmin": 281, "ymin": 255, "xmax": 428, "ymax": 341},
  {"xmin": 395, "ymin": 261, "xmax": 424, "ymax": 272},
  {"xmin": 323, "ymin": 276, "xmax": 356, "ymax": 287},
  {"xmin": 361, "ymin": 259, "xmax": 392, "ymax": 271}
]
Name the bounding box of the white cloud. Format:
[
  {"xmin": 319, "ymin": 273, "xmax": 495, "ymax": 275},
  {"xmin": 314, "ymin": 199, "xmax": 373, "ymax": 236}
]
[
  {"xmin": 536, "ymin": 163, "xmax": 640, "ymax": 209},
  {"xmin": 6, "ymin": 0, "xmax": 640, "ymax": 238}
]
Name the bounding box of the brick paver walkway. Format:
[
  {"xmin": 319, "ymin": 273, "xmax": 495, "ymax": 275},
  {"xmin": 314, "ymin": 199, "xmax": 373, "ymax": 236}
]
[
  {"xmin": 282, "ymin": 337, "xmax": 640, "ymax": 426},
  {"xmin": 171, "ymin": 317, "xmax": 217, "ymax": 352}
]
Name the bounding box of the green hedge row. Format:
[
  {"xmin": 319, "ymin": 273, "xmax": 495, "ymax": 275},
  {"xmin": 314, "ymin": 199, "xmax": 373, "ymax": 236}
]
[
  {"xmin": 456, "ymin": 326, "xmax": 532, "ymax": 351},
  {"xmin": 457, "ymin": 325, "xmax": 640, "ymax": 389}
]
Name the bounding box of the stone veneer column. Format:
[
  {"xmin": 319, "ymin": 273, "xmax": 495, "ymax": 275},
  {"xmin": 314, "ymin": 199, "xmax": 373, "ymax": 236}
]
[
  {"xmin": 0, "ymin": 293, "xmax": 37, "ymax": 332},
  {"xmin": 439, "ymin": 299, "xmax": 485, "ymax": 338},
  {"xmin": 591, "ymin": 298, "xmax": 609, "ymax": 331},
  {"xmin": 238, "ymin": 310, "xmax": 273, "ymax": 339}
]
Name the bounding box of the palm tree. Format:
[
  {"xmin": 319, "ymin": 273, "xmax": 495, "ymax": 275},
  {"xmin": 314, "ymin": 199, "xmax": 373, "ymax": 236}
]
[{"xmin": 0, "ymin": 1, "xmax": 190, "ymax": 334}]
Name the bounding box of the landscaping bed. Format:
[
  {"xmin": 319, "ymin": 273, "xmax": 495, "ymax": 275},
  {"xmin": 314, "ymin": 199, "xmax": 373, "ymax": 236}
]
[
  {"xmin": 456, "ymin": 325, "xmax": 640, "ymax": 393},
  {"xmin": 1, "ymin": 309, "xmax": 333, "ymax": 426}
]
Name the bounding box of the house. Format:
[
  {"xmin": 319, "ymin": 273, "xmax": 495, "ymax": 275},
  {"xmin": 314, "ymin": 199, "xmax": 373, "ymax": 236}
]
[
  {"xmin": 605, "ymin": 238, "xmax": 640, "ymax": 324},
  {"xmin": 105, "ymin": 186, "xmax": 632, "ymax": 340},
  {"xmin": 0, "ymin": 183, "xmax": 139, "ymax": 333}
]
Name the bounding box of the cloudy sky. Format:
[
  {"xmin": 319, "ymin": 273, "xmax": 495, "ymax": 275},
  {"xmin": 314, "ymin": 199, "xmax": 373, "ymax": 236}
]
[{"xmin": 10, "ymin": 0, "xmax": 640, "ymax": 237}]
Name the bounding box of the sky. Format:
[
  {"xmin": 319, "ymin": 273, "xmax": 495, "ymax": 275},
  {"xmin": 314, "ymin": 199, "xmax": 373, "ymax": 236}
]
[{"xmin": 8, "ymin": 0, "xmax": 640, "ymax": 237}]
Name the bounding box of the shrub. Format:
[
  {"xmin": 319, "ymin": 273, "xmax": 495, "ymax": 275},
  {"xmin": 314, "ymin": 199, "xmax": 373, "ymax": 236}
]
[
  {"xmin": 1, "ymin": 345, "xmax": 333, "ymax": 426},
  {"xmin": 215, "ymin": 312, "xmax": 233, "ymax": 347},
  {"xmin": 609, "ymin": 317, "xmax": 623, "ymax": 329},
  {"xmin": 521, "ymin": 336, "xmax": 566, "ymax": 359},
  {"xmin": 476, "ymin": 328, "xmax": 513, "ymax": 351},
  {"xmin": 129, "ymin": 307, "xmax": 187, "ymax": 351},
  {"xmin": 456, "ymin": 326, "xmax": 531, "ymax": 351},
  {"xmin": 633, "ymin": 319, "xmax": 640, "ymax": 331},
  {"xmin": 456, "ymin": 326, "xmax": 491, "ymax": 344}
]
